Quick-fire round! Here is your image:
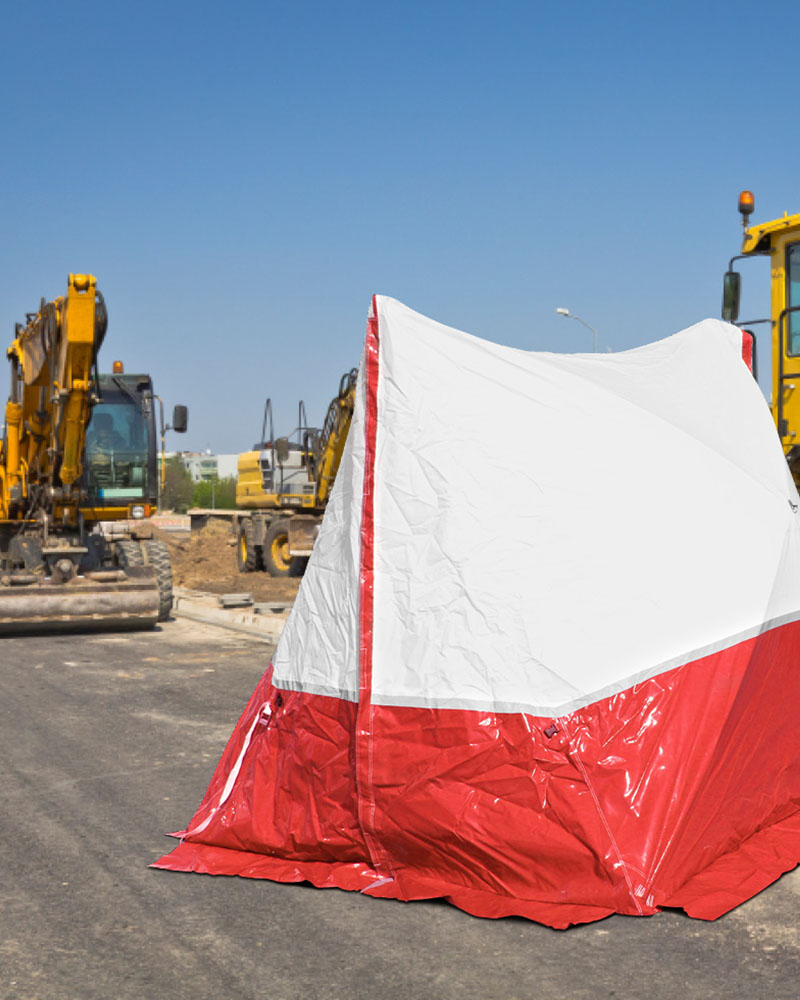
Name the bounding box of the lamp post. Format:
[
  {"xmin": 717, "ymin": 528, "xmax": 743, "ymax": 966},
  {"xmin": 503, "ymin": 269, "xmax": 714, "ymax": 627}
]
[{"xmin": 556, "ymin": 307, "xmax": 598, "ymax": 353}]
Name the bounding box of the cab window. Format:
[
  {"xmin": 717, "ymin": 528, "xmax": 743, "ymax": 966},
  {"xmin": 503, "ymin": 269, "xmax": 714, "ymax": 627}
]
[{"xmin": 789, "ymin": 243, "xmax": 800, "ymax": 355}]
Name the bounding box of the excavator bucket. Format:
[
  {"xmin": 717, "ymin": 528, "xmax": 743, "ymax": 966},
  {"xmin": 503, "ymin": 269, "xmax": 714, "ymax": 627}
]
[{"xmin": 0, "ymin": 566, "xmax": 160, "ymax": 633}]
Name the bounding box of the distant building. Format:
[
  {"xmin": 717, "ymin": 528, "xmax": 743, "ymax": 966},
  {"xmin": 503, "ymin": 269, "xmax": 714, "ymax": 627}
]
[{"xmin": 165, "ymin": 451, "xmax": 239, "ymax": 482}]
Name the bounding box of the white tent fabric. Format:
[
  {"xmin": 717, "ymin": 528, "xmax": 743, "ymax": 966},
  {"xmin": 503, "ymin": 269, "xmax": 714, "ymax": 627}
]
[{"xmin": 275, "ymin": 297, "xmax": 800, "ymax": 714}]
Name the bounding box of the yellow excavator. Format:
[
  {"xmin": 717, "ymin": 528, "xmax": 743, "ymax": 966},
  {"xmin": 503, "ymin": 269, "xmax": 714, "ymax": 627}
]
[
  {"xmin": 723, "ymin": 191, "xmax": 800, "ymax": 485},
  {"xmin": 0, "ymin": 274, "xmax": 187, "ymax": 631},
  {"xmin": 235, "ymin": 368, "xmax": 358, "ymax": 576}
]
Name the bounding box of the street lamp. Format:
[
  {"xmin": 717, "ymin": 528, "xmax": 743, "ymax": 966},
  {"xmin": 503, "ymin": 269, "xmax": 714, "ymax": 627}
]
[{"xmin": 556, "ymin": 307, "xmax": 598, "ymax": 353}]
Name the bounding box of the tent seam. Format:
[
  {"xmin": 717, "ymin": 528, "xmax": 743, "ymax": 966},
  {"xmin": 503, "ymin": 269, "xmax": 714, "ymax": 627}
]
[
  {"xmin": 354, "ymin": 299, "xmax": 396, "ymax": 883},
  {"xmin": 558, "ymin": 715, "xmax": 646, "ymax": 914}
]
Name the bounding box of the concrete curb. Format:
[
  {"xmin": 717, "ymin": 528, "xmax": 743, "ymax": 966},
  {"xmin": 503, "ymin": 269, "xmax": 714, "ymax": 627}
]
[{"xmin": 172, "ymin": 587, "xmax": 291, "ymax": 643}]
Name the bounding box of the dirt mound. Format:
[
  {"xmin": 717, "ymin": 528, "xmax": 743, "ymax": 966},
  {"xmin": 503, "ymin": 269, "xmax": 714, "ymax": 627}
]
[{"xmin": 159, "ymin": 519, "xmax": 301, "ymax": 603}]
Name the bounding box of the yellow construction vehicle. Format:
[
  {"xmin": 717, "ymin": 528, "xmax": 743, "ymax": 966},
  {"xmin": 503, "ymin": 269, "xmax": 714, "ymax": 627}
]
[
  {"xmin": 0, "ymin": 275, "xmax": 187, "ymax": 631},
  {"xmin": 723, "ymin": 191, "xmax": 800, "ymax": 484},
  {"xmin": 234, "ymin": 369, "xmax": 358, "ymax": 576}
]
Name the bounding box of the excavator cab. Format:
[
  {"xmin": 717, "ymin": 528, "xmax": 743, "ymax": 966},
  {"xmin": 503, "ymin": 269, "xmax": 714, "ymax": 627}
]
[
  {"xmin": 722, "ymin": 192, "xmax": 800, "ymax": 484},
  {"xmin": 84, "ymin": 373, "xmax": 159, "ymax": 515}
]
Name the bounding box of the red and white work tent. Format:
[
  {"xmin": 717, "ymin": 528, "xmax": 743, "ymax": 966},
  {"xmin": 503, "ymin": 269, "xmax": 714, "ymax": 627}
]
[{"xmin": 156, "ymin": 296, "xmax": 800, "ymax": 928}]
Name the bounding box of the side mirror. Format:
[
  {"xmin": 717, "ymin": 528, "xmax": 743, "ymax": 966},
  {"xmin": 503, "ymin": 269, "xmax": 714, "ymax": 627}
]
[
  {"xmin": 722, "ymin": 271, "xmax": 741, "ymax": 323},
  {"xmin": 275, "ymin": 437, "xmax": 290, "ymax": 464},
  {"xmin": 172, "ymin": 404, "xmax": 188, "ymax": 434}
]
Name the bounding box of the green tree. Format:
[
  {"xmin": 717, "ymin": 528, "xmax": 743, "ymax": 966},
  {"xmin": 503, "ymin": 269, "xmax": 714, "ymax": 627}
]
[
  {"xmin": 162, "ymin": 455, "xmax": 194, "ymax": 513},
  {"xmin": 191, "ymin": 475, "xmax": 237, "ymax": 510}
]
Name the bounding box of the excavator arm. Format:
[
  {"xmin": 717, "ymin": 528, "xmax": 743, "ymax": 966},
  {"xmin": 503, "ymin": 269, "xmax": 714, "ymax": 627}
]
[
  {"xmin": 310, "ymin": 367, "xmax": 358, "ymax": 505},
  {"xmin": 1, "ymin": 273, "xmax": 106, "ymax": 520}
]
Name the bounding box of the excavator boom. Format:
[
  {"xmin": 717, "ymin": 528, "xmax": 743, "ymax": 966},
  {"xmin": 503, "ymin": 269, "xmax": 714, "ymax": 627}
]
[{"xmin": 312, "ymin": 368, "xmax": 358, "ymax": 506}]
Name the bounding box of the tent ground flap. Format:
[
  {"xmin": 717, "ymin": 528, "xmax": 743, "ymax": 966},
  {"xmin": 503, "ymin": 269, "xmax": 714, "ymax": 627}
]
[{"xmin": 661, "ymin": 810, "xmax": 800, "ymax": 920}]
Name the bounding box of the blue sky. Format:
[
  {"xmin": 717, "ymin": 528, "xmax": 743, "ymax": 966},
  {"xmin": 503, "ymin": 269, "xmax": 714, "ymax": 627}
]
[{"xmin": 1, "ymin": 0, "xmax": 797, "ymax": 453}]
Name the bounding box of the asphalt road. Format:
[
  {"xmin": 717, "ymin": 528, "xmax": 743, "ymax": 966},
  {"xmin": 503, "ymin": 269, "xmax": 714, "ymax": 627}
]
[{"xmin": 1, "ymin": 618, "xmax": 798, "ymax": 1000}]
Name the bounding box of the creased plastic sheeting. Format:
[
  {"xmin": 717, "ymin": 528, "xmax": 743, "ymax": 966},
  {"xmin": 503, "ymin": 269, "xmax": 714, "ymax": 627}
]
[
  {"xmin": 165, "ymin": 665, "xmax": 374, "ymax": 885},
  {"xmin": 269, "ymin": 345, "xmax": 367, "ymax": 703},
  {"xmin": 155, "ymin": 296, "xmax": 800, "ymax": 928},
  {"xmin": 156, "ymin": 617, "xmax": 800, "ymax": 926},
  {"xmin": 370, "ymin": 299, "xmax": 800, "ymax": 715}
]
